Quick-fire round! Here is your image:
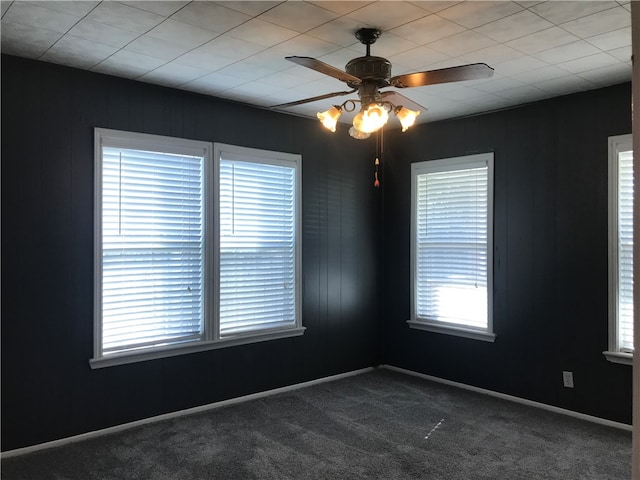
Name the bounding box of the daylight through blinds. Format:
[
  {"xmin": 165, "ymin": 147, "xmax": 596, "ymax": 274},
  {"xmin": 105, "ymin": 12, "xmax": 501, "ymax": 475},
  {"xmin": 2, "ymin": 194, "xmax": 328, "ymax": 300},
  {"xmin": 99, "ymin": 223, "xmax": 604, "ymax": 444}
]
[
  {"xmin": 219, "ymin": 158, "xmax": 297, "ymax": 336},
  {"xmin": 415, "ymin": 163, "xmax": 489, "ymax": 329},
  {"xmin": 101, "ymin": 146, "xmax": 204, "ymax": 354},
  {"xmin": 617, "ymin": 150, "xmax": 634, "ymax": 352}
]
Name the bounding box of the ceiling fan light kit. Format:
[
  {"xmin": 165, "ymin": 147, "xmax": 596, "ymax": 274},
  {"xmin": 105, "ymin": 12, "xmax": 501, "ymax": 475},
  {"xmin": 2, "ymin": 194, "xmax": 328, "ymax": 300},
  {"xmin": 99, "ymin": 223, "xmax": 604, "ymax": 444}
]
[{"xmin": 274, "ymin": 27, "xmax": 494, "ymax": 139}]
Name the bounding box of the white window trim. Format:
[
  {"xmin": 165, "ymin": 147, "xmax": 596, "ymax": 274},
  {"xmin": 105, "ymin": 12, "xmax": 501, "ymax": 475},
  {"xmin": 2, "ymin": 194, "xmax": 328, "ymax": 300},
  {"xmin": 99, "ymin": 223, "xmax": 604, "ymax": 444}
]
[
  {"xmin": 408, "ymin": 153, "xmax": 496, "ymax": 343},
  {"xmin": 605, "ymin": 133, "xmax": 633, "ymax": 366},
  {"xmin": 213, "ymin": 143, "xmax": 303, "ymax": 342},
  {"xmin": 91, "ymin": 130, "xmax": 304, "ymax": 369}
]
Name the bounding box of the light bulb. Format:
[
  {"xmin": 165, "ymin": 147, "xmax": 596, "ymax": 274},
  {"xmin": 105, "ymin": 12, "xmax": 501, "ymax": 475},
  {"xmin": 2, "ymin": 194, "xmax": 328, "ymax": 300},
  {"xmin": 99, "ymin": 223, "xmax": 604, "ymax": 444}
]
[
  {"xmin": 349, "ymin": 126, "xmax": 370, "ymax": 139},
  {"xmin": 353, "ymin": 104, "xmax": 389, "ymax": 134},
  {"xmin": 395, "ymin": 106, "xmax": 420, "ymax": 132},
  {"xmin": 317, "ymin": 106, "xmax": 342, "ymax": 132}
]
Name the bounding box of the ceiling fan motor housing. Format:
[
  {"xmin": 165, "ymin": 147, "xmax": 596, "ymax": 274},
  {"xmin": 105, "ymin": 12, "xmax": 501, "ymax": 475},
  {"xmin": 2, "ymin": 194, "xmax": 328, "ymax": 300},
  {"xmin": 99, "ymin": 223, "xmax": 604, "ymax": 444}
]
[{"xmin": 345, "ymin": 56, "xmax": 391, "ymax": 88}]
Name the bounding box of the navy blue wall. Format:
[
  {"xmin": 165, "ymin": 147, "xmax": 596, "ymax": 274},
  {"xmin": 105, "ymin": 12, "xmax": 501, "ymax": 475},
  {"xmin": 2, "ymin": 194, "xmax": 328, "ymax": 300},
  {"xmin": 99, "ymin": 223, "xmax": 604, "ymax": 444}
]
[
  {"xmin": 2, "ymin": 53, "xmax": 633, "ymax": 450},
  {"xmin": 1, "ymin": 55, "xmax": 382, "ymax": 450},
  {"xmin": 381, "ymin": 82, "xmax": 633, "ymax": 424}
]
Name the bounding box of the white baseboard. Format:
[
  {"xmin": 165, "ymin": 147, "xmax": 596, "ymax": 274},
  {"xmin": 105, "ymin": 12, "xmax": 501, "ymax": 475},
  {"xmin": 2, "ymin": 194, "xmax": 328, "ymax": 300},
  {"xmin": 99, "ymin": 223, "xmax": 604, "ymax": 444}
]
[
  {"xmin": 381, "ymin": 364, "xmax": 632, "ymax": 432},
  {"xmin": 1, "ymin": 367, "xmax": 375, "ymax": 459}
]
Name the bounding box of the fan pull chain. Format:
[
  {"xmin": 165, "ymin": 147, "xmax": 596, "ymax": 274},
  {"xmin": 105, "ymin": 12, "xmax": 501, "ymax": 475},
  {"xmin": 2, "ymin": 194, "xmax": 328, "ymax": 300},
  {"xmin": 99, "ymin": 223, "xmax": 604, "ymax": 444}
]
[{"xmin": 373, "ymin": 127, "xmax": 384, "ymax": 188}]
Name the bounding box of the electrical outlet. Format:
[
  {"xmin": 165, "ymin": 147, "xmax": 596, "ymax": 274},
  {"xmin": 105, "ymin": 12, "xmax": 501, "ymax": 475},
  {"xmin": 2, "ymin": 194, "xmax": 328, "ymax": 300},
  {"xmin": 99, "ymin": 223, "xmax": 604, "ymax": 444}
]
[{"xmin": 562, "ymin": 371, "xmax": 574, "ymax": 388}]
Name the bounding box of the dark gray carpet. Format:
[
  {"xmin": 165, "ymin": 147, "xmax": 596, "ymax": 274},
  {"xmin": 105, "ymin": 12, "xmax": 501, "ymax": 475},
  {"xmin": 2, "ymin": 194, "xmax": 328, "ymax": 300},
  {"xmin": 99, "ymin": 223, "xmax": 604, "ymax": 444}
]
[{"xmin": 1, "ymin": 368, "xmax": 632, "ymax": 479}]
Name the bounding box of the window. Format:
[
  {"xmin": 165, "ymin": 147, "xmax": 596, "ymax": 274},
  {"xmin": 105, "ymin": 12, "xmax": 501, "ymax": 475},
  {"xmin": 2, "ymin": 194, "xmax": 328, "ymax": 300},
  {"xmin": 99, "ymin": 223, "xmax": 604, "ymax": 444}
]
[
  {"xmin": 214, "ymin": 143, "xmax": 302, "ymax": 339},
  {"xmin": 93, "ymin": 129, "xmax": 303, "ymax": 368},
  {"xmin": 409, "ymin": 153, "xmax": 495, "ymax": 342},
  {"xmin": 606, "ymin": 134, "xmax": 634, "ymax": 365}
]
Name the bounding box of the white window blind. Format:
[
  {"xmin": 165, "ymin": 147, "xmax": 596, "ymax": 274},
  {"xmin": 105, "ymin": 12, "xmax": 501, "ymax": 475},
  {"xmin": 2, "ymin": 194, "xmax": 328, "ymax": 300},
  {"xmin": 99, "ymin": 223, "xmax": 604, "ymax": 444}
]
[
  {"xmin": 608, "ymin": 134, "xmax": 634, "ymax": 357},
  {"xmin": 97, "ymin": 133, "xmax": 206, "ymax": 357},
  {"xmin": 218, "ymin": 152, "xmax": 299, "ymax": 337},
  {"xmin": 94, "ymin": 132, "xmax": 304, "ymax": 368},
  {"xmin": 411, "ymin": 153, "xmax": 494, "ymax": 339},
  {"xmin": 617, "ymin": 149, "xmax": 634, "ymax": 352}
]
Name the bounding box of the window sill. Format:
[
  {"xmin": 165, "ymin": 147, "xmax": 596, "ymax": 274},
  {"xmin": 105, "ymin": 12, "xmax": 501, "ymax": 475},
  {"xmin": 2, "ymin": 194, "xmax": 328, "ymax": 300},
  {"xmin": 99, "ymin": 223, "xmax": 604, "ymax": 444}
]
[
  {"xmin": 90, "ymin": 327, "xmax": 306, "ymax": 369},
  {"xmin": 407, "ymin": 320, "xmax": 496, "ymax": 343},
  {"xmin": 602, "ymin": 350, "xmax": 633, "ymax": 365}
]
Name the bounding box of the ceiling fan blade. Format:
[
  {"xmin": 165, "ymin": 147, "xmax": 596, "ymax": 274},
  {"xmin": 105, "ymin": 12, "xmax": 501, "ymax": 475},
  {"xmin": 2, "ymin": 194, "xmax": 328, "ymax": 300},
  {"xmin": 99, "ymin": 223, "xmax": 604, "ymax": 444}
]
[
  {"xmin": 286, "ymin": 56, "xmax": 361, "ymax": 84},
  {"xmin": 379, "ymin": 91, "xmax": 426, "ymax": 112},
  {"xmin": 390, "ymin": 63, "xmax": 494, "ymax": 89},
  {"xmin": 270, "ymin": 89, "xmax": 356, "ymax": 109}
]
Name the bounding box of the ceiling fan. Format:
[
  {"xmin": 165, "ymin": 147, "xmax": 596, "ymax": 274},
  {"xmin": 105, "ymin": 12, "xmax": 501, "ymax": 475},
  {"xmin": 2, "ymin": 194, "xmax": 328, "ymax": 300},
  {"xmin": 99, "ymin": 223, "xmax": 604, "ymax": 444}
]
[{"xmin": 272, "ymin": 28, "xmax": 494, "ymax": 138}]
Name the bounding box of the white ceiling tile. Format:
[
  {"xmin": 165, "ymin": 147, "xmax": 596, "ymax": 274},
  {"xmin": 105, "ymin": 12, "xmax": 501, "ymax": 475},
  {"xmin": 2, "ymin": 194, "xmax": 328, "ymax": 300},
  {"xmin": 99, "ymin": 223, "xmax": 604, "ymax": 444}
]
[
  {"xmin": 309, "ymin": 1, "xmax": 374, "ymax": 15},
  {"xmin": 474, "ymin": 10, "xmax": 553, "ymax": 43},
  {"xmin": 247, "ymin": 47, "xmax": 302, "ymax": 70},
  {"xmin": 457, "ymin": 44, "xmax": 522, "ymax": 66},
  {"xmin": 91, "ymin": 49, "xmax": 167, "ymax": 78},
  {"xmin": 560, "ymin": 6, "xmax": 630, "ymax": 38},
  {"xmin": 390, "ymin": 13, "xmax": 466, "ymax": 44},
  {"xmin": 460, "ymin": 92, "xmax": 508, "ymax": 109},
  {"xmin": 258, "ymin": 2, "xmax": 339, "ymax": 33},
  {"xmin": 493, "ymin": 55, "xmax": 548, "ymax": 76},
  {"xmin": 260, "ymin": 70, "xmax": 313, "ymax": 88},
  {"xmin": 510, "ymin": 65, "xmax": 571, "ymax": 84},
  {"xmin": 273, "ymin": 35, "xmax": 341, "ymax": 58},
  {"xmin": 496, "ymin": 84, "xmax": 546, "ymax": 101},
  {"xmin": 3, "ymin": 2, "xmax": 81, "ymax": 33},
  {"xmin": 428, "ymin": 30, "xmax": 497, "ymax": 57},
  {"xmin": 41, "ymin": 35, "xmax": 119, "ymax": 69},
  {"xmin": 0, "ymin": 21, "xmax": 62, "ymax": 57},
  {"xmin": 139, "ymin": 62, "xmax": 211, "ymax": 86},
  {"xmin": 217, "ymin": 1, "xmax": 282, "ymax": 16},
  {"xmin": 216, "ymin": 61, "xmax": 277, "ymax": 81},
  {"xmin": 585, "ymin": 27, "xmax": 631, "ymax": 51},
  {"xmin": 227, "ymin": 18, "xmax": 299, "ymax": 48},
  {"xmin": 363, "ymin": 32, "xmax": 418, "ymax": 58},
  {"xmin": 505, "ymin": 27, "xmax": 579, "ymax": 55},
  {"xmin": 534, "ymin": 40, "xmax": 601, "ymax": 65},
  {"xmin": 126, "ymin": 34, "xmax": 193, "ymax": 61},
  {"xmin": 534, "ymin": 75, "xmax": 594, "ymax": 95},
  {"xmin": 608, "ymin": 45, "xmax": 632, "ymax": 62},
  {"xmin": 227, "ymin": 79, "xmax": 284, "ymax": 97},
  {"xmin": 345, "ymin": 1, "xmax": 430, "ymax": 30},
  {"xmin": 437, "ymin": 1, "xmax": 523, "ymax": 29},
  {"xmin": 197, "ymin": 35, "xmax": 265, "ymax": 62},
  {"xmin": 171, "ymin": 2, "xmax": 250, "ymax": 34},
  {"xmin": 529, "ymin": 1, "xmax": 618, "ymax": 24},
  {"xmin": 578, "ymin": 62, "xmax": 631, "ymax": 86},
  {"xmin": 86, "ymin": 2, "xmax": 165, "ymax": 34},
  {"xmin": 514, "ymin": 1, "xmax": 545, "ymax": 8},
  {"xmin": 172, "ymin": 41, "xmax": 241, "ymax": 70},
  {"xmin": 471, "ymin": 75, "xmax": 526, "ymax": 94},
  {"xmin": 67, "ymin": 19, "xmax": 140, "ymax": 49},
  {"xmin": 182, "ymin": 71, "xmax": 248, "ymax": 93},
  {"xmin": 407, "ymin": 2, "xmax": 465, "ymax": 13},
  {"xmin": 390, "ymin": 44, "xmax": 450, "ymax": 70},
  {"xmin": 307, "ymin": 17, "xmax": 372, "ymax": 47},
  {"xmin": 556, "ymin": 52, "xmax": 620, "ymax": 74},
  {"xmin": 1, "ymin": 1, "xmax": 12, "ymax": 16},
  {"xmin": 145, "ymin": 19, "xmax": 217, "ymax": 49},
  {"xmin": 29, "ymin": 1, "xmax": 99, "ymax": 17},
  {"xmin": 120, "ymin": 1, "xmax": 189, "ymax": 17},
  {"xmin": 439, "ymin": 85, "xmax": 487, "ymax": 102}
]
